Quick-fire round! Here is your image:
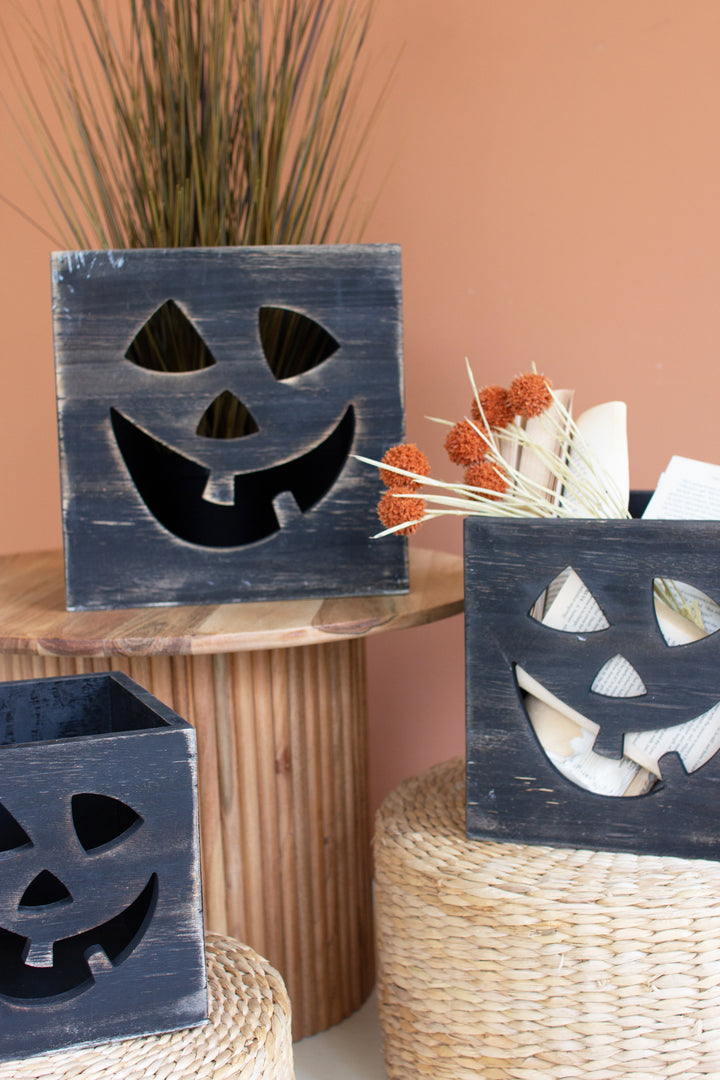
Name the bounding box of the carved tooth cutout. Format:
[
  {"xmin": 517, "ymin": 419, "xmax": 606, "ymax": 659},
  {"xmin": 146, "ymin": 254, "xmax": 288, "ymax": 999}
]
[
  {"xmin": 518, "ymin": 666, "xmax": 720, "ymax": 797},
  {"xmin": 0, "ymin": 875, "xmax": 158, "ymax": 1002},
  {"xmin": 110, "ymin": 403, "xmax": 355, "ymax": 547}
]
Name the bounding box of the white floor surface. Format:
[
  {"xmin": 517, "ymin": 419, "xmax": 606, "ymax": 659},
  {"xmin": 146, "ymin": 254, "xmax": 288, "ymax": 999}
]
[{"xmin": 293, "ymin": 989, "xmax": 387, "ymax": 1080}]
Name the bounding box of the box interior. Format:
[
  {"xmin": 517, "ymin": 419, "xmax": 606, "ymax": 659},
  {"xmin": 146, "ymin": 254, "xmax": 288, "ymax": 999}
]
[{"xmin": 0, "ymin": 675, "xmax": 169, "ymax": 747}]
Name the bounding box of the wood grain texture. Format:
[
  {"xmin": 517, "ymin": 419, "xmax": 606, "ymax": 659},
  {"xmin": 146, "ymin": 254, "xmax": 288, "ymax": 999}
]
[
  {"xmin": 464, "ymin": 517, "xmax": 720, "ymax": 860},
  {"xmin": 0, "ymin": 545, "xmax": 463, "ymax": 1039},
  {"xmin": 0, "ymin": 546, "xmax": 463, "ymax": 656},
  {"xmin": 0, "ymin": 672, "xmax": 206, "ymax": 1061},
  {"xmin": 52, "ymin": 244, "xmax": 407, "ymax": 610}
]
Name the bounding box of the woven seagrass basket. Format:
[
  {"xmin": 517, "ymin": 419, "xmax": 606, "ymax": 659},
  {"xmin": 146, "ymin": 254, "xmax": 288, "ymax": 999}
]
[
  {"xmin": 374, "ymin": 758, "xmax": 720, "ymax": 1080},
  {"xmin": 0, "ymin": 933, "xmax": 294, "ymax": 1080}
]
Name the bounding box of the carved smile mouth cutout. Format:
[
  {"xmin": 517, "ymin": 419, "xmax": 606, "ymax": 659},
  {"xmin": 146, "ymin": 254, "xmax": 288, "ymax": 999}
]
[
  {"xmin": 111, "ymin": 404, "xmax": 355, "ymax": 547},
  {"xmin": 516, "ymin": 665, "xmax": 720, "ymax": 798},
  {"xmin": 0, "ymin": 874, "xmax": 157, "ymax": 1003}
]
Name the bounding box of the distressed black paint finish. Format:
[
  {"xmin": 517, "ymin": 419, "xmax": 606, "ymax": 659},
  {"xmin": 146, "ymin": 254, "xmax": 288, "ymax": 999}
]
[
  {"xmin": 52, "ymin": 244, "xmax": 406, "ymax": 610},
  {"xmin": 0, "ymin": 672, "xmax": 206, "ymax": 1062},
  {"xmin": 464, "ymin": 517, "xmax": 720, "ymax": 859}
]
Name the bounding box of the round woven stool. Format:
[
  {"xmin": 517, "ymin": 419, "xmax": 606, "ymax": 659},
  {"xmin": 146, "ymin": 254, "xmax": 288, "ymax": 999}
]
[
  {"xmin": 0, "ymin": 933, "xmax": 294, "ymax": 1080},
  {"xmin": 374, "ymin": 757, "xmax": 720, "ymax": 1080}
]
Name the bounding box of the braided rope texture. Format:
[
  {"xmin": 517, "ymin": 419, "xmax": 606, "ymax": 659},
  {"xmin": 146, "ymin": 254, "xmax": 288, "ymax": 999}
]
[
  {"xmin": 374, "ymin": 757, "xmax": 720, "ymax": 1080},
  {"xmin": 0, "ymin": 933, "xmax": 294, "ymax": 1079}
]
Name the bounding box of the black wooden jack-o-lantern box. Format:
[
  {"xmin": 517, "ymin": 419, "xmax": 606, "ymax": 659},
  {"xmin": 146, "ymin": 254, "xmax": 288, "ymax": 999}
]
[
  {"xmin": 464, "ymin": 516, "xmax": 720, "ymax": 859},
  {"xmin": 51, "ymin": 244, "xmax": 406, "ymax": 610},
  {"xmin": 0, "ymin": 671, "xmax": 206, "ymax": 1062}
]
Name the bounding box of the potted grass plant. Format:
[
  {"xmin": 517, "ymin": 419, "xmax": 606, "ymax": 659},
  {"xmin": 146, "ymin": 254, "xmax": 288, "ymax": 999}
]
[{"xmin": 4, "ymin": 0, "xmax": 407, "ymax": 610}]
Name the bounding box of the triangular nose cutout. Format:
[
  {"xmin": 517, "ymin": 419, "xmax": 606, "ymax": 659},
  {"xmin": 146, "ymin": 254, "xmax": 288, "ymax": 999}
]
[
  {"xmin": 20, "ymin": 870, "xmax": 72, "ymax": 908},
  {"xmin": 591, "ymin": 654, "xmax": 647, "ymax": 698},
  {"xmin": 196, "ymin": 391, "xmax": 259, "ymax": 439}
]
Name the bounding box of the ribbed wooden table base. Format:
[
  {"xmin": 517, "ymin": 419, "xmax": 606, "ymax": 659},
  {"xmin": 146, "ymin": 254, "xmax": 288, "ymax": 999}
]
[{"xmin": 0, "ymin": 640, "xmax": 373, "ymax": 1040}]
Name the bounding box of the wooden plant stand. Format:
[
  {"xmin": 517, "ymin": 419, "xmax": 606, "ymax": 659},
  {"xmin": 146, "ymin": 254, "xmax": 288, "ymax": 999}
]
[{"xmin": 0, "ymin": 546, "xmax": 463, "ymax": 1039}]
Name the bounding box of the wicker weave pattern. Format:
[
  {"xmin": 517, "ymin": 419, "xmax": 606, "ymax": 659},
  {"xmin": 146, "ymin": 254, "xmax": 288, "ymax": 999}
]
[
  {"xmin": 374, "ymin": 757, "xmax": 720, "ymax": 1080},
  {"xmin": 0, "ymin": 933, "xmax": 294, "ymax": 1079}
]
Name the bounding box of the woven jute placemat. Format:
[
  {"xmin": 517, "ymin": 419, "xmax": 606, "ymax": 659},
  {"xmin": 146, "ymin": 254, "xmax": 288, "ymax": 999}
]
[
  {"xmin": 1, "ymin": 932, "xmax": 294, "ymax": 1079},
  {"xmin": 374, "ymin": 757, "xmax": 720, "ymax": 1080}
]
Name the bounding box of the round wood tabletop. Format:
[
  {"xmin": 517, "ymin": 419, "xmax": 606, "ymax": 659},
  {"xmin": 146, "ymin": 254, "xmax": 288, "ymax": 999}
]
[{"xmin": 0, "ymin": 546, "xmax": 464, "ymax": 658}]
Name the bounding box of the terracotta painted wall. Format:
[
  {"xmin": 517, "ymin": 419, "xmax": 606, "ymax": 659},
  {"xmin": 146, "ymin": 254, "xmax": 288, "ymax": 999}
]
[{"xmin": 2, "ymin": 1, "xmax": 720, "ymax": 812}]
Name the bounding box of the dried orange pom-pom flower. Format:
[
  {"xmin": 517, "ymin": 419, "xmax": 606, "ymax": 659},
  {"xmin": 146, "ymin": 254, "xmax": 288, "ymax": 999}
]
[
  {"xmin": 379, "ymin": 443, "xmax": 430, "ymax": 490},
  {"xmin": 444, "ymin": 419, "xmax": 487, "ymax": 466},
  {"xmin": 471, "ymin": 385, "xmax": 514, "ymax": 429},
  {"xmin": 377, "ymin": 487, "xmax": 425, "ymax": 535},
  {"xmin": 463, "ymin": 461, "xmax": 509, "ymax": 500},
  {"xmin": 507, "ymin": 372, "xmax": 553, "ymax": 418}
]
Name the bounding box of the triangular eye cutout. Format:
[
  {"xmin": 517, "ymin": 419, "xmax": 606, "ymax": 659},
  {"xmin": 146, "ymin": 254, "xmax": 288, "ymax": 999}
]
[
  {"xmin": 71, "ymin": 794, "xmax": 142, "ymax": 852},
  {"xmin": 529, "ymin": 567, "xmax": 610, "ymax": 632},
  {"xmin": 259, "ymin": 306, "xmax": 339, "ymax": 380},
  {"xmin": 653, "ymin": 578, "xmax": 720, "ymax": 645},
  {"xmin": 196, "ymin": 390, "xmax": 259, "ymax": 439},
  {"xmin": 20, "ymin": 870, "xmax": 72, "ymax": 908},
  {"xmin": 0, "ymin": 802, "xmax": 31, "ymax": 853},
  {"xmin": 125, "ymin": 299, "xmax": 216, "ymax": 373},
  {"xmin": 591, "ymin": 654, "xmax": 647, "ymax": 697}
]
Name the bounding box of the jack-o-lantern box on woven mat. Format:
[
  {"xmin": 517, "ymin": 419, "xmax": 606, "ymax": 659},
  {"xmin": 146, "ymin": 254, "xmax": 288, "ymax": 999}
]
[
  {"xmin": 464, "ymin": 516, "xmax": 720, "ymax": 858},
  {"xmin": 0, "ymin": 671, "xmax": 206, "ymax": 1062},
  {"xmin": 52, "ymin": 244, "xmax": 406, "ymax": 610}
]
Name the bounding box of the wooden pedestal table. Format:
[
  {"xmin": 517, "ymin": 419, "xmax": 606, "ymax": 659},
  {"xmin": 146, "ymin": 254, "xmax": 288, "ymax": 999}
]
[{"xmin": 0, "ymin": 546, "xmax": 463, "ymax": 1040}]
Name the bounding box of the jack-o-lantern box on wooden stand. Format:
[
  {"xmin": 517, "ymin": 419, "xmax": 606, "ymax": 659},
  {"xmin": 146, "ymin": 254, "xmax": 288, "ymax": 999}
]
[
  {"xmin": 51, "ymin": 243, "xmax": 406, "ymax": 610},
  {"xmin": 0, "ymin": 671, "xmax": 206, "ymax": 1063}
]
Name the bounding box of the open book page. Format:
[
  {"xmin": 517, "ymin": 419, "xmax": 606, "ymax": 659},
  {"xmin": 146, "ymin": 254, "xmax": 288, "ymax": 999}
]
[
  {"xmin": 643, "ymin": 456, "xmax": 720, "ymax": 519},
  {"xmin": 559, "ymin": 401, "xmax": 629, "ymax": 517}
]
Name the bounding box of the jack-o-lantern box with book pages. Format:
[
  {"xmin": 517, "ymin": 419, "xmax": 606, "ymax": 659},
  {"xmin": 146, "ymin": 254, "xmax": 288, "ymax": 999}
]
[
  {"xmin": 0, "ymin": 671, "xmax": 206, "ymax": 1063},
  {"xmin": 370, "ymin": 369, "xmax": 720, "ymax": 1079},
  {"xmin": 464, "ymin": 515, "xmax": 720, "ymax": 858},
  {"xmin": 51, "ymin": 243, "xmax": 406, "ymax": 610}
]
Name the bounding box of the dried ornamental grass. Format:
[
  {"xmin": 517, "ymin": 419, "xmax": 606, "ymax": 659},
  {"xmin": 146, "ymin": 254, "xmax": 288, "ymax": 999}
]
[
  {"xmin": 2, "ymin": 0, "xmax": 393, "ymax": 433},
  {"xmin": 358, "ymin": 361, "xmax": 630, "ymax": 538},
  {"xmin": 2, "ymin": 0, "xmax": 389, "ymax": 250}
]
